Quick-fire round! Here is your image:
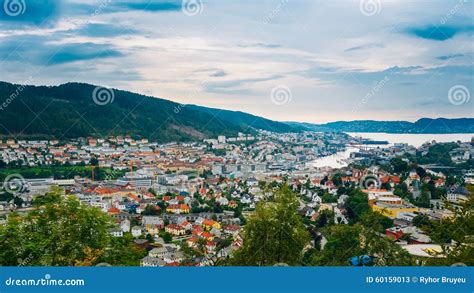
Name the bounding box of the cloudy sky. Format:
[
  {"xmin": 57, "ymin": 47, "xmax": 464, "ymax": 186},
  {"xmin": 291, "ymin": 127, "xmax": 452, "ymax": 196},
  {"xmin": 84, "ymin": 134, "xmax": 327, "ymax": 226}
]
[{"xmin": 0, "ymin": 0, "xmax": 472, "ymax": 123}]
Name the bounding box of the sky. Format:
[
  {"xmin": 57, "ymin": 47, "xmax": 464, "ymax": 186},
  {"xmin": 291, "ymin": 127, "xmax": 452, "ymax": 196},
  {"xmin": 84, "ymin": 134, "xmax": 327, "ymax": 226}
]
[{"xmin": 0, "ymin": 0, "xmax": 473, "ymax": 123}]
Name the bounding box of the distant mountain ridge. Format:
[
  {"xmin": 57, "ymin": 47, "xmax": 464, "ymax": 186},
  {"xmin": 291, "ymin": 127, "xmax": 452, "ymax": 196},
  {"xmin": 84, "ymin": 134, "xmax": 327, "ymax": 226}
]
[
  {"xmin": 290, "ymin": 118, "xmax": 474, "ymax": 134},
  {"xmin": 0, "ymin": 81, "xmax": 472, "ymax": 142},
  {"xmin": 0, "ymin": 81, "xmax": 300, "ymax": 142},
  {"xmin": 187, "ymin": 104, "xmax": 303, "ymax": 133}
]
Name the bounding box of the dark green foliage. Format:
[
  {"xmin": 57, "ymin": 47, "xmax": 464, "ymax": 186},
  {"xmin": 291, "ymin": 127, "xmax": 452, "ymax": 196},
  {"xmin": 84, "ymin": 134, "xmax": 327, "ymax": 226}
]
[
  {"xmin": 0, "ymin": 166, "xmax": 125, "ymax": 181},
  {"xmin": 360, "ymin": 211, "xmax": 393, "ymax": 233},
  {"xmin": 414, "ymin": 192, "xmax": 431, "ymax": 208},
  {"xmin": 31, "ymin": 186, "xmax": 63, "ymax": 206},
  {"xmin": 312, "ymin": 224, "xmax": 363, "ymax": 266},
  {"xmin": 311, "ymin": 225, "xmax": 414, "ymax": 266},
  {"xmin": 0, "ymin": 189, "xmax": 145, "ymax": 266},
  {"xmin": 0, "ymin": 81, "xmax": 300, "ymax": 142},
  {"xmin": 412, "ymin": 214, "xmax": 433, "ymax": 229},
  {"xmin": 231, "ymin": 184, "xmax": 310, "ymax": 266},
  {"xmin": 315, "ymin": 210, "xmax": 334, "ymax": 229},
  {"xmin": 321, "ymin": 192, "xmax": 337, "ymax": 203},
  {"xmin": 415, "ymin": 143, "xmax": 458, "ymax": 166},
  {"xmin": 423, "ymin": 196, "xmax": 474, "ymax": 266},
  {"xmin": 345, "ymin": 189, "xmax": 370, "ymax": 223},
  {"xmin": 391, "ymin": 158, "xmax": 409, "ymax": 173},
  {"xmin": 0, "ymin": 192, "xmax": 24, "ymax": 207},
  {"xmin": 160, "ymin": 232, "xmax": 173, "ymax": 243}
]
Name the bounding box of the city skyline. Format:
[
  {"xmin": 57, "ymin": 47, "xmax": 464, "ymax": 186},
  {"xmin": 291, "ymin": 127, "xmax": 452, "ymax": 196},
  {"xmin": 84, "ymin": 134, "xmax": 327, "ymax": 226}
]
[{"xmin": 0, "ymin": 0, "xmax": 473, "ymax": 280}]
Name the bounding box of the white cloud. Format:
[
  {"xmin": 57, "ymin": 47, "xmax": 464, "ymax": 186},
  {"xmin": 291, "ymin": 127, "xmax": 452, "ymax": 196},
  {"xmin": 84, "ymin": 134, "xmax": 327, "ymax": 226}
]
[{"xmin": 0, "ymin": 0, "xmax": 472, "ymax": 122}]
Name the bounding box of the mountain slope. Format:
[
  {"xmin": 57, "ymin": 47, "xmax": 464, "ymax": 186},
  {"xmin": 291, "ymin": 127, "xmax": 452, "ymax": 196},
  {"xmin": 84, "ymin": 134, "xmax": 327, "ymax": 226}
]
[
  {"xmin": 188, "ymin": 105, "xmax": 305, "ymax": 133},
  {"xmin": 1, "ymin": 81, "xmax": 471, "ymax": 142},
  {"xmin": 0, "ymin": 82, "xmax": 300, "ymax": 142}
]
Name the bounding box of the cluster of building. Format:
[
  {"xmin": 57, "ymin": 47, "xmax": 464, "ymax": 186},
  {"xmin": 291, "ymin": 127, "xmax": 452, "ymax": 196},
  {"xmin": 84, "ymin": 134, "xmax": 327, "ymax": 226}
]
[
  {"xmin": 1, "ymin": 132, "xmax": 472, "ymax": 265},
  {"xmin": 0, "ymin": 131, "xmax": 349, "ymax": 171},
  {"xmin": 349, "ymin": 139, "xmax": 474, "ymax": 166}
]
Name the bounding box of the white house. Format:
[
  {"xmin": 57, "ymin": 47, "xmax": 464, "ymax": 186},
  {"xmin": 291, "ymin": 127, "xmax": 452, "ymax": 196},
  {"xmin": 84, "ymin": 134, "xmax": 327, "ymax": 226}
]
[
  {"xmin": 120, "ymin": 219, "xmax": 130, "ymax": 233},
  {"xmin": 109, "ymin": 228, "xmax": 123, "ymax": 237},
  {"xmin": 131, "ymin": 226, "xmax": 143, "ymax": 238}
]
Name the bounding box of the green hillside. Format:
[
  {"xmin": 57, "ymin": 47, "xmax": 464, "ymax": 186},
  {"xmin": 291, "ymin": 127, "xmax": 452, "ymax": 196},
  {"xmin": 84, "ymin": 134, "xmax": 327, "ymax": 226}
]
[{"xmin": 0, "ymin": 82, "xmax": 301, "ymax": 142}]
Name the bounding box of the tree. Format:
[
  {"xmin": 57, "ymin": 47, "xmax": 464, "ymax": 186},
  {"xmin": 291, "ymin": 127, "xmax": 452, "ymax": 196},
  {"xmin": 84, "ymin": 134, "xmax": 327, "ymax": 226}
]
[
  {"xmin": 390, "ymin": 158, "xmax": 408, "ymax": 173},
  {"xmin": 412, "ymin": 214, "xmax": 432, "ymax": 229},
  {"xmin": 31, "ymin": 186, "xmax": 63, "ymax": 206},
  {"xmin": 145, "ymin": 233, "xmax": 154, "ymax": 243},
  {"xmin": 13, "ymin": 196, "xmax": 23, "ymax": 207},
  {"xmin": 345, "ymin": 189, "xmax": 370, "ymax": 223},
  {"xmin": 332, "ymin": 174, "xmax": 343, "ymax": 187},
  {"xmin": 315, "ymin": 210, "xmax": 334, "ymax": 229},
  {"xmin": 360, "ymin": 211, "xmax": 393, "ymax": 233},
  {"xmin": 90, "ymin": 157, "xmax": 99, "ymax": 166},
  {"xmin": 161, "ymin": 232, "xmax": 173, "ymax": 243},
  {"xmin": 0, "ymin": 189, "xmax": 144, "ymax": 266},
  {"xmin": 312, "ymin": 224, "xmax": 363, "ymax": 266},
  {"xmin": 363, "ymin": 229, "xmax": 415, "ymax": 266},
  {"xmin": 321, "ymin": 192, "xmax": 337, "ymax": 203},
  {"xmin": 337, "ymin": 186, "xmax": 347, "ymax": 196},
  {"xmin": 414, "ymin": 192, "xmax": 430, "ymax": 208},
  {"xmin": 381, "ymin": 182, "xmax": 392, "ymax": 191},
  {"xmin": 423, "ymin": 196, "xmax": 474, "ymax": 266},
  {"xmin": 312, "ymin": 224, "xmax": 414, "ymax": 266},
  {"xmin": 321, "ymin": 176, "xmax": 328, "ymax": 186},
  {"xmin": 142, "ymin": 205, "xmax": 161, "ymax": 216},
  {"xmin": 103, "ymin": 233, "xmax": 146, "ymax": 266},
  {"xmin": 231, "ymin": 184, "xmax": 310, "ymax": 266},
  {"xmin": 180, "ymin": 241, "xmax": 202, "ymax": 262},
  {"xmin": 0, "ymin": 191, "xmax": 14, "ymax": 203},
  {"xmin": 148, "ymin": 188, "xmax": 157, "ymax": 196}
]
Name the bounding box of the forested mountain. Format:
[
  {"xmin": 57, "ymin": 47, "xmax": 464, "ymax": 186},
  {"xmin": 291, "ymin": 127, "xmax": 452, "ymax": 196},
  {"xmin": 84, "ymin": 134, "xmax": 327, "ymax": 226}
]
[
  {"xmin": 0, "ymin": 81, "xmax": 471, "ymax": 142},
  {"xmin": 0, "ymin": 81, "xmax": 300, "ymax": 142},
  {"xmin": 291, "ymin": 118, "xmax": 474, "ymax": 134},
  {"xmin": 187, "ymin": 105, "xmax": 303, "ymax": 133}
]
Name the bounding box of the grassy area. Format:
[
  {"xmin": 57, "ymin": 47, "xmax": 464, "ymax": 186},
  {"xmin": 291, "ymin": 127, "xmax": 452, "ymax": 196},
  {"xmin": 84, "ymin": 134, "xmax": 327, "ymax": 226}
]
[{"xmin": 0, "ymin": 166, "xmax": 125, "ymax": 180}]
